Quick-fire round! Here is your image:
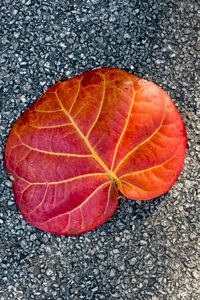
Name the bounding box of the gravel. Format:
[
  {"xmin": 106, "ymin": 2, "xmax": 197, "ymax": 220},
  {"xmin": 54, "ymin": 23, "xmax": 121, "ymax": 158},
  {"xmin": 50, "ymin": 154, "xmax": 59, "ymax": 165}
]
[{"xmin": 0, "ymin": 0, "xmax": 200, "ymax": 299}]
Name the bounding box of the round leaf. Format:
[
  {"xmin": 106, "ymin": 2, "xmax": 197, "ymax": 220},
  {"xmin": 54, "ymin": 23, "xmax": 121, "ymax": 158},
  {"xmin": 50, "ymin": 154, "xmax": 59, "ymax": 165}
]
[{"xmin": 5, "ymin": 68, "xmax": 187, "ymax": 235}]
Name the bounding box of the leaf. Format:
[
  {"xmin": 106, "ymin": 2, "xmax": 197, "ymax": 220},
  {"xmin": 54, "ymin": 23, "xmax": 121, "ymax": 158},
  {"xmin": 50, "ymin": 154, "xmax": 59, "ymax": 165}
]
[{"xmin": 5, "ymin": 68, "xmax": 187, "ymax": 236}]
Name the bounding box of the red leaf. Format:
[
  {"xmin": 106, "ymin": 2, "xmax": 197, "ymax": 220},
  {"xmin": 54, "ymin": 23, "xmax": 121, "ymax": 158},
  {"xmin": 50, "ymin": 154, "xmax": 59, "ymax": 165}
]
[{"xmin": 5, "ymin": 68, "xmax": 187, "ymax": 235}]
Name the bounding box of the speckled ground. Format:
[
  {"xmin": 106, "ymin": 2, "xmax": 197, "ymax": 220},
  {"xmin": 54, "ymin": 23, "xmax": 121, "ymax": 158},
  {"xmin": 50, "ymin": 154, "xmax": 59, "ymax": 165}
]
[{"xmin": 0, "ymin": 1, "xmax": 199, "ymax": 299}]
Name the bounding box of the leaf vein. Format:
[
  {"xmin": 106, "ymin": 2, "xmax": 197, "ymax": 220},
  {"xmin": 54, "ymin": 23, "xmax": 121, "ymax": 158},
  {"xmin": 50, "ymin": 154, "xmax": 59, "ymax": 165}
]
[
  {"xmin": 119, "ymin": 153, "xmax": 178, "ymax": 178},
  {"xmin": 68, "ymin": 78, "xmax": 82, "ymax": 113},
  {"xmin": 13, "ymin": 130, "xmax": 92, "ymax": 158},
  {"xmin": 86, "ymin": 75, "xmax": 106, "ymax": 138},
  {"xmin": 38, "ymin": 181, "xmax": 111, "ymax": 225},
  {"xmin": 55, "ymin": 91, "xmax": 118, "ymax": 181},
  {"xmin": 17, "ymin": 173, "xmax": 107, "ymax": 185},
  {"xmin": 114, "ymin": 100, "xmax": 166, "ymax": 173},
  {"xmin": 111, "ymin": 81, "xmax": 135, "ymax": 170},
  {"xmin": 28, "ymin": 185, "xmax": 49, "ymax": 215},
  {"xmin": 29, "ymin": 123, "xmax": 71, "ymax": 129}
]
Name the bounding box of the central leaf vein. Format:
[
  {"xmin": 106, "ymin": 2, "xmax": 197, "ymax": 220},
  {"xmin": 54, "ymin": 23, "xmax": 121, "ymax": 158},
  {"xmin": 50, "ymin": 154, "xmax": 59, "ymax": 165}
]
[{"xmin": 55, "ymin": 91, "xmax": 118, "ymax": 182}]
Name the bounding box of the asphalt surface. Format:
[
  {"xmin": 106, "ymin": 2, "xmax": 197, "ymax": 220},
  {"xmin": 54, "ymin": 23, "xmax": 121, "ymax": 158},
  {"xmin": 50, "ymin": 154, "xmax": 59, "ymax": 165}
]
[{"xmin": 0, "ymin": 0, "xmax": 200, "ymax": 299}]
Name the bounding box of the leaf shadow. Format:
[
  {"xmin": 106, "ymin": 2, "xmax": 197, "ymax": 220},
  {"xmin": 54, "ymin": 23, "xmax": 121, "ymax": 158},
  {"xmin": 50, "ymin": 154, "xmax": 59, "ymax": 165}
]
[
  {"xmin": 104, "ymin": 194, "xmax": 167, "ymax": 234},
  {"xmin": 123, "ymin": 195, "xmax": 165, "ymax": 220}
]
